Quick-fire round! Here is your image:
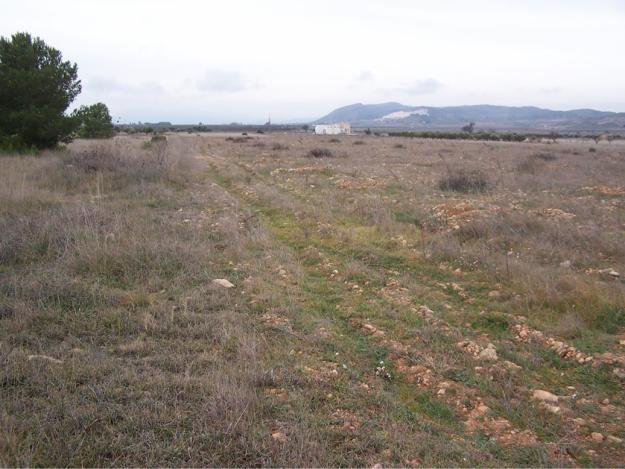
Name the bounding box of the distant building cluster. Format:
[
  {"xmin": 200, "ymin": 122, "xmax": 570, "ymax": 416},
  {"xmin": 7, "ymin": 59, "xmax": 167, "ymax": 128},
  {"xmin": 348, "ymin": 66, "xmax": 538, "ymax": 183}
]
[{"xmin": 314, "ymin": 122, "xmax": 351, "ymax": 135}]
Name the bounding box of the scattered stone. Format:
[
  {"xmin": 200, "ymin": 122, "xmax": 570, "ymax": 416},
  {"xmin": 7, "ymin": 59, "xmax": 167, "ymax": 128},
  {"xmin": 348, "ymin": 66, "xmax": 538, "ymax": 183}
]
[
  {"xmin": 476, "ymin": 404, "xmax": 490, "ymax": 415},
  {"xmin": 503, "ymin": 360, "xmax": 522, "ymax": 370},
  {"xmin": 542, "ymin": 403, "xmax": 561, "ymax": 414},
  {"xmin": 488, "ymin": 290, "xmax": 501, "ymax": 298},
  {"xmin": 572, "ymin": 418, "xmax": 587, "ymax": 426},
  {"xmin": 532, "ymin": 390, "xmax": 559, "ymax": 403},
  {"xmin": 613, "ymin": 368, "xmax": 625, "ymax": 379},
  {"xmin": 271, "ymin": 431, "xmax": 288, "ymax": 443},
  {"xmin": 590, "ymin": 432, "xmax": 604, "ymax": 443},
  {"xmin": 559, "ymin": 260, "xmax": 572, "ymax": 269},
  {"xmin": 599, "ymin": 268, "xmax": 620, "ymax": 279},
  {"xmin": 212, "ymin": 278, "xmax": 234, "ymax": 288},
  {"xmin": 265, "ymin": 388, "xmax": 289, "ymax": 401},
  {"xmin": 457, "ymin": 340, "xmax": 481, "ymax": 357},
  {"xmin": 607, "ymin": 435, "xmax": 623, "ymax": 444},
  {"xmin": 478, "ymin": 345, "xmax": 498, "ymax": 361},
  {"xmin": 601, "ymin": 398, "xmax": 610, "ymax": 406},
  {"xmin": 27, "ymin": 354, "xmax": 63, "ymax": 364}
]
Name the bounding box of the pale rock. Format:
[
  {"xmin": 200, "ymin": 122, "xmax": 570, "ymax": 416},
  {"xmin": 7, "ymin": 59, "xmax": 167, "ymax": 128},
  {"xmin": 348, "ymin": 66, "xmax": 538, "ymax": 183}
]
[
  {"xmin": 601, "ymin": 398, "xmax": 610, "ymax": 406},
  {"xmin": 607, "ymin": 435, "xmax": 623, "ymax": 444},
  {"xmin": 478, "ymin": 346, "xmax": 498, "ymax": 361},
  {"xmin": 613, "ymin": 368, "xmax": 625, "ymax": 379},
  {"xmin": 590, "ymin": 432, "xmax": 604, "ymax": 443},
  {"xmin": 532, "ymin": 390, "xmax": 559, "ymax": 403},
  {"xmin": 488, "ymin": 290, "xmax": 501, "ymax": 298},
  {"xmin": 572, "ymin": 418, "xmax": 587, "ymax": 426},
  {"xmin": 503, "ymin": 360, "xmax": 522, "ymax": 370},
  {"xmin": 543, "ymin": 404, "xmax": 561, "ymax": 414},
  {"xmin": 476, "ymin": 404, "xmax": 490, "ymax": 415},
  {"xmin": 559, "ymin": 260, "xmax": 572, "ymax": 268},
  {"xmin": 271, "ymin": 431, "xmax": 288, "ymax": 443},
  {"xmin": 27, "ymin": 354, "xmax": 63, "ymax": 364},
  {"xmin": 212, "ymin": 278, "xmax": 234, "ymax": 288}
]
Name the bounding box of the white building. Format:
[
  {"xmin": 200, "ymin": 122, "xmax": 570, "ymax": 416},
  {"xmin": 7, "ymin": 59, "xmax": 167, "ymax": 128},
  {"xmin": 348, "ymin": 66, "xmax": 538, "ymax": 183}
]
[{"xmin": 314, "ymin": 122, "xmax": 351, "ymax": 135}]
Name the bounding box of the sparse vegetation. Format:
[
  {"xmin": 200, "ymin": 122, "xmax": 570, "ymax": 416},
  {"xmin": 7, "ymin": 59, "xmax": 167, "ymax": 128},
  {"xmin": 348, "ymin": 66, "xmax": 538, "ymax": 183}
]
[
  {"xmin": 438, "ymin": 169, "xmax": 490, "ymax": 193},
  {"xmin": 2, "ymin": 133, "xmax": 625, "ymax": 467},
  {"xmin": 307, "ymin": 147, "xmax": 334, "ymax": 158}
]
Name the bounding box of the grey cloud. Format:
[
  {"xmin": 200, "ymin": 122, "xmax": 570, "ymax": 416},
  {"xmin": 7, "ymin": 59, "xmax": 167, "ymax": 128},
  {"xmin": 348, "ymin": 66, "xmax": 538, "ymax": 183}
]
[
  {"xmin": 356, "ymin": 70, "xmax": 374, "ymax": 82},
  {"xmin": 540, "ymin": 86, "xmax": 562, "ymax": 94},
  {"xmin": 197, "ymin": 69, "xmax": 254, "ymax": 93},
  {"xmin": 87, "ymin": 77, "xmax": 165, "ymax": 95},
  {"xmin": 398, "ymin": 78, "xmax": 442, "ymax": 95}
]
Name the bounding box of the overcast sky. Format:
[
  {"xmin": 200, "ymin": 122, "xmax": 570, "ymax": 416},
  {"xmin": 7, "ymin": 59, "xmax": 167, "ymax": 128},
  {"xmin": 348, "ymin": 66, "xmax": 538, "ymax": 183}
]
[{"xmin": 3, "ymin": 0, "xmax": 625, "ymax": 123}]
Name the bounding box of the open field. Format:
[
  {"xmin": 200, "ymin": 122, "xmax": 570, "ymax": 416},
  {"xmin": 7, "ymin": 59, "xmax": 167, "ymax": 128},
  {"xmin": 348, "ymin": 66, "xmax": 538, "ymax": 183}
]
[{"xmin": 1, "ymin": 133, "xmax": 625, "ymax": 466}]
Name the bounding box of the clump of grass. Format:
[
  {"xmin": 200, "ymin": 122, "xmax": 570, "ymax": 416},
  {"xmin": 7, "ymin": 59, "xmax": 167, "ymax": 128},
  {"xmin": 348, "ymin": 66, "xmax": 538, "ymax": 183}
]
[
  {"xmin": 272, "ymin": 143, "xmax": 289, "ymax": 151},
  {"xmin": 225, "ymin": 136, "xmax": 251, "ymax": 143},
  {"xmin": 328, "ymin": 138, "xmax": 340, "ymax": 143},
  {"xmin": 352, "ymin": 140, "xmax": 365, "ymax": 145},
  {"xmin": 531, "ymin": 152, "xmax": 557, "ymax": 161},
  {"xmin": 589, "ymin": 147, "xmax": 597, "ymax": 153},
  {"xmin": 307, "ymin": 148, "xmax": 334, "ymax": 158},
  {"xmin": 251, "ymin": 141, "xmax": 266, "ymax": 148},
  {"xmin": 438, "ymin": 170, "xmax": 490, "ymax": 193},
  {"xmin": 393, "ymin": 143, "xmax": 406, "ymax": 149}
]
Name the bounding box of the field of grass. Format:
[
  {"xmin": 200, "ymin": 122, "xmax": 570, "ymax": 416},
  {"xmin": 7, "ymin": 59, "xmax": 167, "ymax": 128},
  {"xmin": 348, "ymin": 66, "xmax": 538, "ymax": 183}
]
[{"xmin": 1, "ymin": 133, "xmax": 625, "ymax": 466}]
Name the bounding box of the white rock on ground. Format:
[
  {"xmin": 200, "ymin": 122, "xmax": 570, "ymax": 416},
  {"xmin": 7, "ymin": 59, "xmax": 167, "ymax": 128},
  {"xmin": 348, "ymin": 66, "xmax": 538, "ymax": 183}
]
[
  {"xmin": 613, "ymin": 368, "xmax": 625, "ymax": 379},
  {"xmin": 478, "ymin": 345, "xmax": 498, "ymax": 361},
  {"xmin": 591, "ymin": 432, "xmax": 604, "ymax": 443},
  {"xmin": 27, "ymin": 354, "xmax": 63, "ymax": 364},
  {"xmin": 532, "ymin": 389, "xmax": 559, "ymax": 403},
  {"xmin": 212, "ymin": 278, "xmax": 234, "ymax": 288}
]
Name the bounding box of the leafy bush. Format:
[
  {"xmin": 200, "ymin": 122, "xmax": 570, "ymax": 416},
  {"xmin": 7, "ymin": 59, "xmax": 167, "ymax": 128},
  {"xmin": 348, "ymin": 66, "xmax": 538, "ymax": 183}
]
[
  {"xmin": 72, "ymin": 103, "xmax": 114, "ymax": 138},
  {"xmin": 438, "ymin": 170, "xmax": 490, "ymax": 193}
]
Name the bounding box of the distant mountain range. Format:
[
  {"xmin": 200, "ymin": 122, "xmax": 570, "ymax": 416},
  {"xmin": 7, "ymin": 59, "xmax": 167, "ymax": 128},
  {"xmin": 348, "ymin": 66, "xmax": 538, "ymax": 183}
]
[{"xmin": 314, "ymin": 102, "xmax": 625, "ymax": 131}]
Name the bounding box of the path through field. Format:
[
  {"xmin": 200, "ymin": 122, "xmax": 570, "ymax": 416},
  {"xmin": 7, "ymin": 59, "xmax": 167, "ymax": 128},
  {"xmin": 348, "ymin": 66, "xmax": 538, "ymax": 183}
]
[{"xmin": 197, "ymin": 142, "xmax": 625, "ymax": 467}]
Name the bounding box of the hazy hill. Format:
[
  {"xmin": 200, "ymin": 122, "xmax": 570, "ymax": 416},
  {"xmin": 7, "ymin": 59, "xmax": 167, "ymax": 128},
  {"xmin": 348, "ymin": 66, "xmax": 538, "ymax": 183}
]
[{"xmin": 314, "ymin": 102, "xmax": 625, "ymax": 131}]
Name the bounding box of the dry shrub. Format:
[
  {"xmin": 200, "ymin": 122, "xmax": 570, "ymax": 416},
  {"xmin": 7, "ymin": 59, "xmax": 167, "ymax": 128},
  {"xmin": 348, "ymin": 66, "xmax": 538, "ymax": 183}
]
[
  {"xmin": 225, "ymin": 136, "xmax": 251, "ymax": 143},
  {"xmin": 438, "ymin": 170, "xmax": 490, "ymax": 193},
  {"xmin": 272, "ymin": 143, "xmax": 289, "ymax": 151},
  {"xmin": 307, "ymin": 148, "xmax": 334, "ymax": 158},
  {"xmin": 62, "ymin": 141, "xmax": 173, "ymax": 183},
  {"xmin": 516, "ymin": 152, "xmax": 557, "ymax": 174},
  {"xmin": 352, "ymin": 140, "xmax": 365, "ymax": 145},
  {"xmin": 531, "ymin": 152, "xmax": 557, "ymax": 161}
]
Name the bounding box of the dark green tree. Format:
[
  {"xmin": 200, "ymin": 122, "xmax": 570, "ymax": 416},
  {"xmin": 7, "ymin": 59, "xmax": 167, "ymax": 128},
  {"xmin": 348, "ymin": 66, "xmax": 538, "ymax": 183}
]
[
  {"xmin": 0, "ymin": 32, "xmax": 81, "ymax": 150},
  {"xmin": 72, "ymin": 102, "xmax": 114, "ymax": 138}
]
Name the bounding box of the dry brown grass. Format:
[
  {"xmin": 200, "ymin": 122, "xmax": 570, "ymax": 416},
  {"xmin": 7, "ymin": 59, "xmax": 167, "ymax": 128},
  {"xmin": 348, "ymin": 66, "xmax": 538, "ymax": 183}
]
[{"xmin": 2, "ymin": 133, "xmax": 625, "ymax": 467}]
